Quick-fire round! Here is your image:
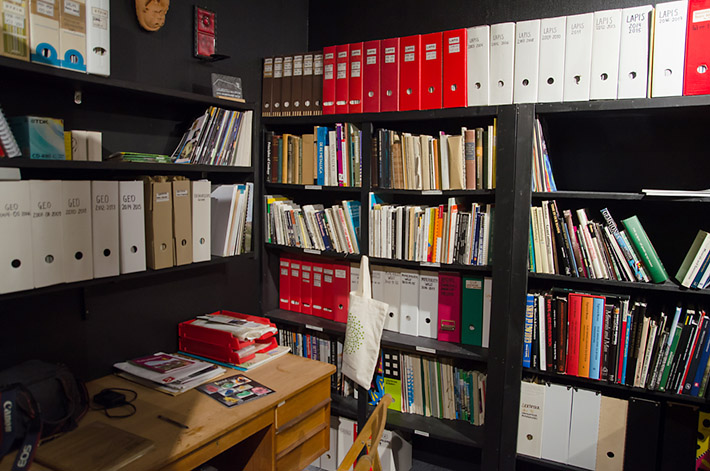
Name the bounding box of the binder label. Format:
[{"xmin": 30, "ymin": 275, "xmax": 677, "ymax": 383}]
[
  {"xmin": 404, "ymin": 45, "xmax": 415, "ymax": 53},
  {"xmin": 4, "ymin": 2, "xmax": 24, "ymax": 16},
  {"xmin": 426, "ymin": 43, "xmax": 437, "ymax": 51},
  {"xmin": 448, "ymin": 44, "xmax": 460, "ymax": 53},
  {"xmin": 449, "ymin": 36, "xmax": 460, "ymax": 44},
  {"xmin": 335, "ymin": 269, "xmax": 346, "ymax": 278},
  {"xmin": 64, "ymin": 0, "xmax": 80, "ymax": 16},
  {"xmin": 304, "ymin": 185, "xmax": 322, "ymax": 190},
  {"xmin": 37, "ymin": 0, "xmax": 54, "ymax": 17},
  {"xmin": 384, "ymin": 47, "xmax": 396, "ymax": 54},
  {"xmin": 385, "ymin": 54, "xmax": 395, "ymax": 63},
  {"xmin": 351, "ymin": 49, "xmax": 361, "ymax": 56},
  {"xmin": 466, "ymin": 279, "xmax": 482, "ymax": 289},
  {"xmin": 415, "ymin": 346, "xmax": 436, "ymax": 354},
  {"xmin": 366, "ymin": 48, "xmax": 377, "ymax": 55},
  {"xmin": 155, "ymin": 192, "xmax": 169, "ymax": 203},
  {"xmin": 404, "ymin": 53, "xmax": 415, "ymax": 62},
  {"xmin": 175, "ymin": 190, "xmax": 188, "ymax": 198},
  {"xmin": 325, "ymin": 64, "xmax": 333, "ymax": 80},
  {"xmin": 337, "ymin": 51, "xmax": 347, "ymax": 58},
  {"xmin": 426, "ymin": 51, "xmax": 437, "ymax": 60},
  {"xmin": 366, "ymin": 56, "xmax": 376, "ymax": 65},
  {"xmin": 324, "ymin": 53, "xmax": 333, "ymax": 60},
  {"xmin": 304, "ymin": 248, "xmax": 320, "ymax": 254},
  {"xmin": 305, "ymin": 324, "xmax": 324, "ymax": 332},
  {"xmin": 414, "ymin": 430, "xmax": 430, "ymax": 437},
  {"xmin": 351, "ymin": 61, "xmax": 361, "ymax": 77},
  {"xmin": 694, "ymin": 9, "xmax": 710, "ymax": 22}
]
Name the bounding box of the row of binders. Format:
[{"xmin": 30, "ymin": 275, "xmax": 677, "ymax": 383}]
[
  {"xmin": 369, "ymin": 197, "xmax": 494, "ymax": 268},
  {"xmin": 278, "ymin": 254, "xmax": 492, "ymax": 345},
  {"xmin": 381, "ymin": 349, "xmax": 486, "ymax": 426},
  {"xmin": 0, "ymin": 178, "xmax": 255, "ymax": 294},
  {"xmin": 172, "ymin": 108, "xmax": 253, "ymax": 167},
  {"xmin": 1, "ymin": 0, "xmax": 110, "ymax": 76},
  {"xmin": 373, "ymin": 124, "xmax": 496, "ymax": 191},
  {"xmin": 264, "ymin": 123, "xmax": 362, "ymax": 187},
  {"xmin": 261, "ymin": 0, "xmax": 710, "ymax": 115},
  {"xmin": 529, "ymin": 201, "xmax": 669, "ymax": 283},
  {"xmin": 524, "ymin": 290, "xmax": 710, "ymax": 398},
  {"xmin": 261, "ymin": 54, "xmax": 323, "ymax": 117},
  {"xmin": 517, "ymin": 381, "xmax": 697, "ymax": 470},
  {"xmin": 265, "ymin": 196, "xmax": 361, "ymax": 254}
]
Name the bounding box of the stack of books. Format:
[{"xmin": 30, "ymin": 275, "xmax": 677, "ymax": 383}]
[
  {"xmin": 373, "ymin": 125, "xmax": 496, "ymax": 190},
  {"xmin": 369, "ymin": 196, "xmax": 493, "ymax": 266},
  {"xmin": 265, "ymin": 196, "xmax": 361, "ymax": 254},
  {"xmin": 265, "ymin": 124, "xmax": 362, "ymax": 187},
  {"xmin": 529, "ymin": 202, "xmax": 669, "ymax": 284},
  {"xmin": 210, "ymin": 183, "xmax": 254, "ymax": 257},
  {"xmin": 113, "ymin": 352, "xmax": 225, "ymax": 395}
]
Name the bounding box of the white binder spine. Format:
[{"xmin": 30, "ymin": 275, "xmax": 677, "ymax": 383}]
[
  {"xmin": 0, "ymin": 181, "xmax": 34, "ymax": 294},
  {"xmin": 538, "ymin": 16, "xmax": 567, "ymax": 103},
  {"xmin": 617, "ymin": 5, "xmax": 654, "ymax": 99},
  {"xmin": 91, "ymin": 180, "xmax": 119, "ymax": 278},
  {"xmin": 651, "ymin": 0, "xmax": 688, "ymax": 97},
  {"xmin": 62, "ymin": 180, "xmax": 93, "ymax": 282},
  {"xmin": 590, "ymin": 9, "xmax": 623, "ymax": 100},
  {"xmin": 466, "ymin": 25, "xmax": 490, "ymax": 106},
  {"xmin": 118, "ymin": 180, "xmax": 146, "ymax": 274},
  {"xmin": 191, "ymin": 180, "xmax": 211, "ymax": 263},
  {"xmin": 563, "ymin": 13, "xmax": 595, "ymax": 102},
  {"xmin": 489, "ymin": 22, "xmax": 516, "ymax": 105},
  {"xmin": 85, "ymin": 0, "xmax": 110, "ymax": 76},
  {"xmin": 30, "ymin": 180, "xmax": 64, "ymax": 288},
  {"xmin": 382, "ymin": 267, "xmax": 401, "ymax": 332},
  {"xmin": 418, "ymin": 270, "xmax": 439, "ymax": 339},
  {"xmin": 399, "ymin": 269, "xmax": 420, "ymax": 336},
  {"xmin": 513, "ymin": 19, "xmax": 541, "ymax": 104}
]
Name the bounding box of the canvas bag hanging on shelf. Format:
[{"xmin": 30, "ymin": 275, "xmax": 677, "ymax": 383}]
[{"xmin": 342, "ymin": 255, "xmax": 388, "ymax": 390}]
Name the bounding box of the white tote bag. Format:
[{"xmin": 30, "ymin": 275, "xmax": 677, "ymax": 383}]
[{"xmin": 342, "ymin": 255, "xmax": 388, "ymax": 390}]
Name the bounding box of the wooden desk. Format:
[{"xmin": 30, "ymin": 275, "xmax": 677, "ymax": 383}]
[{"xmin": 17, "ymin": 355, "xmax": 335, "ymax": 471}]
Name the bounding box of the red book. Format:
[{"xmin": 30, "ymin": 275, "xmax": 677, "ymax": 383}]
[
  {"xmin": 443, "ymin": 28, "xmax": 468, "ymax": 108},
  {"xmin": 321, "ymin": 262, "xmax": 335, "ymax": 321},
  {"xmin": 381, "ymin": 37, "xmax": 400, "ymax": 112},
  {"xmin": 322, "ymin": 46, "xmax": 336, "ymax": 115},
  {"xmin": 335, "ymin": 44, "xmax": 350, "ymax": 114},
  {"xmin": 311, "ymin": 260, "xmax": 324, "ymax": 318},
  {"xmin": 437, "ymin": 272, "xmax": 461, "ymax": 343},
  {"xmin": 332, "ymin": 260, "xmax": 350, "ymax": 323},
  {"xmin": 399, "ymin": 34, "xmax": 422, "ymax": 111},
  {"xmin": 566, "ymin": 293, "xmax": 583, "ymax": 376},
  {"xmin": 279, "ymin": 255, "xmax": 290, "ymax": 310},
  {"xmin": 684, "ymin": 0, "xmax": 710, "ymax": 95},
  {"xmin": 545, "ymin": 294, "xmax": 554, "ymax": 371},
  {"xmin": 289, "ymin": 257, "xmax": 301, "ymax": 313},
  {"xmin": 678, "ymin": 314, "xmax": 705, "ymax": 393},
  {"xmin": 420, "ymin": 32, "xmax": 443, "ymax": 110},
  {"xmin": 363, "ymin": 40, "xmax": 381, "ymax": 113},
  {"xmin": 348, "ymin": 42, "xmax": 364, "ymax": 113},
  {"xmin": 300, "ymin": 258, "xmax": 313, "ymax": 315}
]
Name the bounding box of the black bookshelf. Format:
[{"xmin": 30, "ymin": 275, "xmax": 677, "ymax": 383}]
[
  {"xmin": 264, "ymin": 182, "xmax": 362, "ymax": 193},
  {"xmin": 264, "ymin": 243, "xmax": 361, "ymax": 261},
  {"xmin": 331, "ymin": 394, "xmax": 484, "ymax": 448},
  {"xmin": 527, "ymin": 272, "xmax": 710, "ymax": 297},
  {"xmin": 373, "ymin": 188, "xmax": 495, "ymax": 198},
  {"xmin": 535, "ymin": 95, "xmax": 710, "ymax": 114},
  {"xmin": 516, "ymin": 455, "xmax": 590, "ymax": 471},
  {"xmin": 532, "ymin": 191, "xmax": 643, "ymax": 201},
  {"xmin": 368, "ymin": 256, "xmax": 492, "ymax": 275},
  {"xmin": 0, "ymin": 56, "xmax": 255, "ymax": 111},
  {"xmin": 0, "ymin": 159, "xmax": 254, "ymax": 175},
  {"xmin": 267, "ymin": 308, "xmax": 488, "ymax": 362},
  {"xmin": 0, "ymin": 255, "xmax": 252, "ymax": 302}
]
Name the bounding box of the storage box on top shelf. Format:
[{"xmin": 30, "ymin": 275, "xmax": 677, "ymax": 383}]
[{"xmin": 8, "ymin": 116, "xmax": 65, "ymax": 160}]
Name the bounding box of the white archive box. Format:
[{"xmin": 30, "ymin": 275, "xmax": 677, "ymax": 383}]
[
  {"xmin": 91, "ymin": 180, "xmax": 119, "ymax": 278},
  {"xmin": 30, "ymin": 180, "xmax": 64, "ymax": 288},
  {"xmin": 118, "ymin": 180, "xmax": 146, "ymax": 274},
  {"xmin": 62, "ymin": 180, "xmax": 93, "ymax": 282},
  {"xmin": 513, "ymin": 19, "xmax": 541, "ymax": 104},
  {"xmin": 191, "ymin": 179, "xmax": 211, "ymax": 263},
  {"xmin": 489, "ymin": 22, "xmax": 516, "ymax": 105},
  {"xmin": 0, "ymin": 181, "xmax": 34, "ymax": 294}
]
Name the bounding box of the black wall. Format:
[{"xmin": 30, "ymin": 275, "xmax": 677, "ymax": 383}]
[
  {"xmin": 308, "ymin": 0, "xmax": 652, "ymax": 49},
  {"xmin": 0, "ymin": 0, "xmax": 309, "ymax": 381}
]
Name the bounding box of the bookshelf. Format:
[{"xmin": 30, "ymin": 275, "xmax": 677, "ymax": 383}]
[{"xmin": 0, "ymin": 54, "xmax": 260, "ymax": 378}]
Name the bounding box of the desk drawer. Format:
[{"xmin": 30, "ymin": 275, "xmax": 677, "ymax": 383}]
[
  {"xmin": 276, "ymin": 422, "xmax": 329, "ymax": 471},
  {"xmin": 276, "ymin": 403, "xmax": 329, "ymax": 456},
  {"xmin": 275, "ymin": 377, "xmax": 330, "ymax": 429}
]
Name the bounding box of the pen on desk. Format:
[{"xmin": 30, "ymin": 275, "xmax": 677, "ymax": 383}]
[{"xmin": 158, "ymin": 414, "xmax": 189, "ymax": 429}]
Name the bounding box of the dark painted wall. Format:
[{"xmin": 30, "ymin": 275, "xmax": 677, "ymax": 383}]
[
  {"xmin": 308, "ymin": 0, "xmax": 651, "ymax": 49},
  {"xmin": 0, "ymin": 1, "xmax": 308, "ymax": 381}
]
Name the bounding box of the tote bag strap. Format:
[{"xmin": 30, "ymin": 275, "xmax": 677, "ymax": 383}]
[{"xmin": 356, "ymin": 255, "xmax": 372, "ymax": 299}]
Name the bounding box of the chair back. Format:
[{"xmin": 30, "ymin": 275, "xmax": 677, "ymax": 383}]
[{"xmin": 336, "ymin": 393, "xmax": 393, "ymax": 471}]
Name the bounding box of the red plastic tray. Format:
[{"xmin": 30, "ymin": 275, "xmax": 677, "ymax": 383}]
[{"xmin": 179, "ymin": 335, "xmax": 277, "ymax": 365}]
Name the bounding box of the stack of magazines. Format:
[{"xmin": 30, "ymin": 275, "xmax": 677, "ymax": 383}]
[{"xmin": 114, "ymin": 352, "xmax": 225, "ymax": 395}]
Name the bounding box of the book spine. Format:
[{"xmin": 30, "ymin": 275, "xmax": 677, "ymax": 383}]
[
  {"xmin": 621, "ymin": 215, "xmax": 669, "ymax": 283},
  {"xmin": 523, "ymin": 294, "xmax": 534, "ymax": 368}
]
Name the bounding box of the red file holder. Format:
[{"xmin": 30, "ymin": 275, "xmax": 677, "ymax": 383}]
[{"xmin": 178, "ymin": 310, "xmax": 278, "ymax": 364}]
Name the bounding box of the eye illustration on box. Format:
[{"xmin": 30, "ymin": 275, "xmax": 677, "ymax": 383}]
[{"xmin": 136, "ymin": 0, "xmax": 170, "ymax": 32}]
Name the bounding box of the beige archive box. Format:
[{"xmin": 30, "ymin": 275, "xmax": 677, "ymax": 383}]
[
  {"xmin": 143, "ymin": 177, "xmax": 173, "ymax": 270},
  {"xmin": 170, "ymin": 178, "xmax": 192, "ymax": 266}
]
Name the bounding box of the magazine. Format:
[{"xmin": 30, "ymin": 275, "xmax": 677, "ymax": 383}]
[{"xmin": 197, "ymin": 374, "xmax": 274, "ymax": 407}]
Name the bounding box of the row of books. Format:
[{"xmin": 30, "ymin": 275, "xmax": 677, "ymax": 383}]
[
  {"xmin": 372, "ymin": 125, "xmax": 496, "ymax": 191},
  {"xmin": 675, "ymin": 230, "xmax": 710, "ymax": 289},
  {"xmin": 264, "ymin": 123, "xmax": 362, "ymax": 187},
  {"xmin": 261, "ymin": 54, "xmax": 323, "ymax": 117},
  {"xmin": 524, "ymin": 290, "xmax": 710, "ymax": 398},
  {"xmin": 171, "ymin": 107, "xmax": 253, "ymax": 167},
  {"xmin": 1, "ymin": 0, "xmax": 111, "ymax": 76},
  {"xmin": 529, "ymin": 201, "xmax": 669, "ymax": 284},
  {"xmin": 278, "ymin": 328, "xmax": 346, "ymax": 395},
  {"xmin": 0, "ymin": 178, "xmax": 221, "ymax": 294},
  {"xmin": 265, "ymin": 196, "xmax": 361, "ymax": 254},
  {"xmin": 261, "ymin": 1, "xmax": 710, "ymax": 116},
  {"xmin": 518, "ymin": 382, "xmax": 649, "ymax": 470},
  {"xmin": 380, "ymin": 349, "xmax": 486, "ymax": 426},
  {"xmin": 531, "ymin": 119, "xmax": 557, "ymax": 192},
  {"xmin": 210, "ymin": 183, "xmax": 254, "ymax": 257},
  {"xmin": 369, "ymin": 197, "xmax": 494, "ymax": 268},
  {"xmin": 278, "ymin": 254, "xmax": 492, "ymax": 345}
]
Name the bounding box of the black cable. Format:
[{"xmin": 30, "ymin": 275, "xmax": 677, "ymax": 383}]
[{"xmin": 91, "ymin": 387, "xmax": 138, "ymax": 418}]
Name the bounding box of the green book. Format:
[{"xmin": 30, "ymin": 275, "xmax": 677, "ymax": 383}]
[
  {"xmin": 436, "ymin": 361, "xmax": 444, "ymax": 419},
  {"xmin": 621, "ymin": 215, "xmax": 669, "ymax": 283},
  {"xmin": 383, "ymin": 350, "xmax": 402, "ymax": 412},
  {"xmin": 660, "ymin": 325, "xmax": 684, "ymax": 391},
  {"xmin": 461, "ymin": 276, "xmax": 484, "ymax": 346}
]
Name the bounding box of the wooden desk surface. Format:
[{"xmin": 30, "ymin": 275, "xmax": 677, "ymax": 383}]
[{"xmin": 3, "ymin": 355, "xmax": 334, "ymax": 471}]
